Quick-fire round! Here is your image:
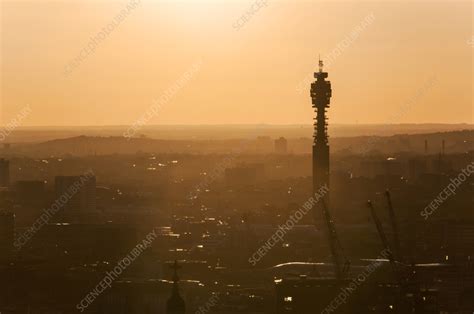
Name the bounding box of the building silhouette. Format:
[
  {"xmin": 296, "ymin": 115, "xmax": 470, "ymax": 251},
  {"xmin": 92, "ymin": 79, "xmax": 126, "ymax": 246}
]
[
  {"xmin": 166, "ymin": 260, "xmax": 185, "ymax": 314},
  {"xmin": 0, "ymin": 211, "xmax": 14, "ymax": 263},
  {"xmin": 0, "ymin": 159, "xmax": 10, "ymax": 188},
  {"xmin": 54, "ymin": 175, "xmax": 96, "ymax": 212},
  {"xmin": 274, "ymin": 137, "xmax": 288, "ymax": 154}
]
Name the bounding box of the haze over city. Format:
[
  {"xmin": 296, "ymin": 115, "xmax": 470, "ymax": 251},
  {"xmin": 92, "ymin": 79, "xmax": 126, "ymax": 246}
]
[{"xmin": 0, "ymin": 0, "xmax": 473, "ymax": 314}]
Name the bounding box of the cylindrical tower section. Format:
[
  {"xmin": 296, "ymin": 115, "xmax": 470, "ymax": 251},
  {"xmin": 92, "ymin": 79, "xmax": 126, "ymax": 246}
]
[{"xmin": 310, "ymin": 61, "xmax": 332, "ymax": 196}]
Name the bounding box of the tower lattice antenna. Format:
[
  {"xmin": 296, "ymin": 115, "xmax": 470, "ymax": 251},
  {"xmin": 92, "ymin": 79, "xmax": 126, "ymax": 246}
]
[{"xmin": 318, "ymin": 55, "xmax": 324, "ymax": 73}]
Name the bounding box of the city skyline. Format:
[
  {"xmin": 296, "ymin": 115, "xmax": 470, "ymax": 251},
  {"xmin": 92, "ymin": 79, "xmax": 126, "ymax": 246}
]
[{"xmin": 1, "ymin": 2, "xmax": 473, "ymax": 312}]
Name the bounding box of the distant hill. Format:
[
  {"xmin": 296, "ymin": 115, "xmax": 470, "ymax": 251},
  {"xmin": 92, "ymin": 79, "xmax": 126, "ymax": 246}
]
[
  {"xmin": 2, "ymin": 129, "xmax": 472, "ymax": 157},
  {"xmin": 331, "ymin": 129, "xmax": 473, "ymax": 155},
  {"xmin": 2, "ymin": 123, "xmax": 472, "ymax": 143}
]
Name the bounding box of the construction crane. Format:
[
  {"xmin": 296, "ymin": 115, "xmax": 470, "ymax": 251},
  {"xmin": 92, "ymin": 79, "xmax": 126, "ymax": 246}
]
[
  {"xmin": 367, "ymin": 200, "xmax": 400, "ymax": 284},
  {"xmin": 319, "ymin": 199, "xmax": 350, "ymax": 280},
  {"xmin": 385, "ymin": 190, "xmax": 402, "ymax": 263},
  {"xmin": 368, "ymin": 199, "xmax": 427, "ymax": 312}
]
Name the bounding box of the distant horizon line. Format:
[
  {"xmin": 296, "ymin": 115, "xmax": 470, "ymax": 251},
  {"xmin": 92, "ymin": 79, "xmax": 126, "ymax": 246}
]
[{"xmin": 4, "ymin": 123, "xmax": 473, "ymax": 129}]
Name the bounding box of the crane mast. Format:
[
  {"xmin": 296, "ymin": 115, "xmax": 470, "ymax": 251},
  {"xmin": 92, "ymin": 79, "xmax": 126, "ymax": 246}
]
[
  {"xmin": 385, "ymin": 190, "xmax": 402, "ymax": 263},
  {"xmin": 319, "ymin": 200, "xmax": 349, "ymax": 280},
  {"xmin": 367, "ymin": 200, "xmax": 401, "ymax": 285}
]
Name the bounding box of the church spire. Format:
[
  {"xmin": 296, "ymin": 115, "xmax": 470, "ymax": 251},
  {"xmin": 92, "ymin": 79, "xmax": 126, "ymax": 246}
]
[{"xmin": 166, "ymin": 260, "xmax": 185, "ymax": 314}]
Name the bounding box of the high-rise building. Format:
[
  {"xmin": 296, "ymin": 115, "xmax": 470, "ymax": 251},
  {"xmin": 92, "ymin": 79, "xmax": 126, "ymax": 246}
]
[
  {"xmin": 54, "ymin": 175, "xmax": 96, "ymax": 212},
  {"xmin": 0, "ymin": 211, "xmax": 14, "ymax": 263},
  {"xmin": 274, "ymin": 137, "xmax": 288, "ymax": 154},
  {"xmin": 0, "ymin": 159, "xmax": 10, "ymax": 187}
]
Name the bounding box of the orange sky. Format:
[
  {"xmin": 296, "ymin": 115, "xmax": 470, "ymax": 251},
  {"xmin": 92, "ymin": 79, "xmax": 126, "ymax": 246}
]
[{"xmin": 1, "ymin": 0, "xmax": 472, "ymax": 126}]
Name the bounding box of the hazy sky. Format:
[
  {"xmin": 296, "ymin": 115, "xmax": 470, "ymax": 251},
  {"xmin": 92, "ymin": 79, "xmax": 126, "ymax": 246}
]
[{"xmin": 1, "ymin": 0, "xmax": 472, "ymax": 126}]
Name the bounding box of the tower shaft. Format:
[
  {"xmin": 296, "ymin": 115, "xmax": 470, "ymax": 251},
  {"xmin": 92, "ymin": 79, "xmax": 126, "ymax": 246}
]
[
  {"xmin": 310, "ymin": 60, "xmax": 348, "ymax": 280},
  {"xmin": 310, "ymin": 62, "xmax": 331, "ymax": 195}
]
